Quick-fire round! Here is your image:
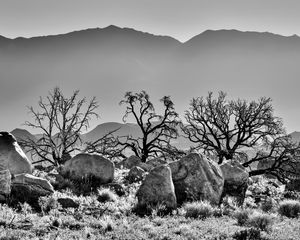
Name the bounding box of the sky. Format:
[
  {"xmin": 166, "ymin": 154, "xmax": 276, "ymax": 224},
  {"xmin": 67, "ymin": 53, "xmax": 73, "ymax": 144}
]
[
  {"xmin": 1, "ymin": 0, "xmax": 300, "ymax": 133},
  {"xmin": 1, "ymin": 0, "xmax": 300, "ymax": 42}
]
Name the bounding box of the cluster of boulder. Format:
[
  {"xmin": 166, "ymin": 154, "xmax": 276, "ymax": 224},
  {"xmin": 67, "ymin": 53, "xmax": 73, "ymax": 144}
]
[
  {"xmin": 119, "ymin": 152, "xmax": 249, "ymax": 210},
  {"xmin": 0, "ymin": 132, "xmax": 53, "ymax": 208},
  {"xmin": 0, "ymin": 132, "xmax": 116, "ymax": 209},
  {"xmin": 0, "ymin": 131, "xmax": 250, "ymax": 212}
]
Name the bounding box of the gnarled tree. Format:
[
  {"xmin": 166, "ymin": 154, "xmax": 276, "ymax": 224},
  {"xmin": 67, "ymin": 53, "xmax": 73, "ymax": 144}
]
[
  {"xmin": 20, "ymin": 87, "xmax": 99, "ymax": 166},
  {"xmin": 116, "ymin": 91, "xmax": 182, "ymax": 162},
  {"xmin": 182, "ymin": 91, "xmax": 300, "ymax": 181}
]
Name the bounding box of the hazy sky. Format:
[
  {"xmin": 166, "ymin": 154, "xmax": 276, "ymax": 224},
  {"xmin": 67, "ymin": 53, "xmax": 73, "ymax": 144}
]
[{"xmin": 1, "ymin": 0, "xmax": 300, "ymax": 42}]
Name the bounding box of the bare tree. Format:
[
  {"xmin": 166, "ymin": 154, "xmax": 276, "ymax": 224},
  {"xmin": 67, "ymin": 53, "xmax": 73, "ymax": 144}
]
[
  {"xmin": 116, "ymin": 91, "xmax": 181, "ymax": 162},
  {"xmin": 20, "ymin": 87, "xmax": 99, "ymax": 166},
  {"xmin": 182, "ymin": 91, "xmax": 300, "ymax": 181},
  {"xmin": 244, "ymin": 135, "xmax": 300, "ymax": 182}
]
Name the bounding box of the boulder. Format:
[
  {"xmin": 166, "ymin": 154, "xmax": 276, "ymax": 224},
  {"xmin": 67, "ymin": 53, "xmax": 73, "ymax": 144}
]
[
  {"xmin": 146, "ymin": 158, "xmax": 167, "ymax": 170},
  {"xmin": 117, "ymin": 155, "xmax": 142, "ymax": 169},
  {"xmin": 57, "ymin": 197, "xmax": 79, "ymax": 209},
  {"xmin": 136, "ymin": 165, "xmax": 176, "ymax": 210},
  {"xmin": 220, "ymin": 160, "xmax": 249, "ymax": 205},
  {"xmin": 10, "ymin": 173, "xmax": 54, "ymax": 209},
  {"xmin": 169, "ymin": 153, "xmax": 224, "ymax": 205},
  {"xmin": 0, "ymin": 169, "xmax": 11, "ymax": 196},
  {"xmin": 0, "ymin": 132, "xmax": 33, "ymax": 175},
  {"xmin": 61, "ymin": 153, "xmax": 114, "ymax": 184},
  {"xmin": 13, "ymin": 173, "xmax": 54, "ymax": 191},
  {"xmin": 127, "ymin": 166, "xmax": 145, "ymax": 183}
]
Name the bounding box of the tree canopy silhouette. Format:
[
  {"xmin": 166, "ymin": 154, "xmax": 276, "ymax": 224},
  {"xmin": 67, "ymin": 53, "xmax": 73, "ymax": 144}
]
[
  {"xmin": 20, "ymin": 87, "xmax": 99, "ymax": 166},
  {"xmin": 115, "ymin": 90, "xmax": 182, "ymax": 162},
  {"xmin": 182, "ymin": 91, "xmax": 300, "ymax": 181}
]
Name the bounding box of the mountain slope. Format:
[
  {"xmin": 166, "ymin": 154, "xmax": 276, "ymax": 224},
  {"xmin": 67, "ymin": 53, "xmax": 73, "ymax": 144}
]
[
  {"xmin": 10, "ymin": 128, "xmax": 37, "ymax": 142},
  {"xmin": 1, "ymin": 26, "xmax": 300, "ymax": 132},
  {"xmin": 82, "ymin": 122, "xmax": 192, "ymax": 150}
]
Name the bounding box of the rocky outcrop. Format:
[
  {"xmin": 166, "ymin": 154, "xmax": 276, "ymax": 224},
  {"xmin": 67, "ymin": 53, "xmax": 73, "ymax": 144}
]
[
  {"xmin": 169, "ymin": 153, "xmax": 224, "ymax": 205},
  {"xmin": 220, "ymin": 160, "xmax": 249, "ymax": 205},
  {"xmin": 0, "ymin": 132, "xmax": 33, "ymax": 175},
  {"xmin": 61, "ymin": 153, "xmax": 114, "ymax": 184},
  {"xmin": 136, "ymin": 165, "xmax": 176, "ymax": 210}
]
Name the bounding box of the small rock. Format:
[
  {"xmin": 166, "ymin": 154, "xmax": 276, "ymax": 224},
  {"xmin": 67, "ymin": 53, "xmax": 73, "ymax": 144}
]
[
  {"xmin": 57, "ymin": 197, "xmax": 79, "ymax": 209},
  {"xmin": 127, "ymin": 166, "xmax": 145, "ymax": 183}
]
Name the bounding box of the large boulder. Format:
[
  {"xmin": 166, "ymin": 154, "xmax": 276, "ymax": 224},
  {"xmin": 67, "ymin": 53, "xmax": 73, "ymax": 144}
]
[
  {"xmin": 10, "ymin": 173, "xmax": 54, "ymax": 209},
  {"xmin": 169, "ymin": 153, "xmax": 224, "ymax": 205},
  {"xmin": 220, "ymin": 160, "xmax": 249, "ymax": 205},
  {"xmin": 0, "ymin": 132, "xmax": 33, "ymax": 175},
  {"xmin": 61, "ymin": 153, "xmax": 114, "ymax": 184},
  {"xmin": 136, "ymin": 165, "xmax": 176, "ymax": 210}
]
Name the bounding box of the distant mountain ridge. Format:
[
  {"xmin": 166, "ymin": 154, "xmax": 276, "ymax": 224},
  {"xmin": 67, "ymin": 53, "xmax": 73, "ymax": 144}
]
[{"xmin": 2, "ymin": 25, "xmax": 300, "ymax": 133}]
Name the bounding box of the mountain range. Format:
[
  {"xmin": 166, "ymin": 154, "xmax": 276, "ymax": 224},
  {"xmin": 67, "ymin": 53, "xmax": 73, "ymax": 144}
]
[
  {"xmin": 10, "ymin": 123, "xmax": 300, "ymax": 154},
  {"xmin": 10, "ymin": 122, "xmax": 193, "ymax": 152},
  {"xmin": 1, "ymin": 25, "xmax": 300, "ymax": 133}
]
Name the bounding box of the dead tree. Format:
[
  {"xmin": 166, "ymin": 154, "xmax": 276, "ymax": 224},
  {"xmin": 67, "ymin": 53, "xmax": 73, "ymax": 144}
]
[
  {"xmin": 20, "ymin": 87, "xmax": 99, "ymax": 166},
  {"xmin": 117, "ymin": 91, "xmax": 181, "ymax": 162},
  {"xmin": 182, "ymin": 91, "xmax": 300, "ymax": 181}
]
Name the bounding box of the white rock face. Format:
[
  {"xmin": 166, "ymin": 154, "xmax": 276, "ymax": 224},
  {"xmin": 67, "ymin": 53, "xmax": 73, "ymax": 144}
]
[{"xmin": 0, "ymin": 132, "xmax": 33, "ymax": 175}]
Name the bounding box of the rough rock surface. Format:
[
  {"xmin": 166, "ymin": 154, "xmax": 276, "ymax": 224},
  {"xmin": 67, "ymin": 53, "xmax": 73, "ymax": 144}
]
[
  {"xmin": 136, "ymin": 165, "xmax": 176, "ymax": 209},
  {"xmin": 11, "ymin": 173, "xmax": 54, "ymax": 209},
  {"xmin": 0, "ymin": 132, "xmax": 33, "ymax": 175},
  {"xmin": 220, "ymin": 160, "xmax": 249, "ymax": 205},
  {"xmin": 146, "ymin": 158, "xmax": 167, "ymax": 170},
  {"xmin": 0, "ymin": 169, "xmax": 11, "ymax": 196},
  {"xmin": 61, "ymin": 153, "xmax": 114, "ymax": 184},
  {"xmin": 169, "ymin": 153, "xmax": 224, "ymax": 205},
  {"xmin": 127, "ymin": 166, "xmax": 145, "ymax": 183}
]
